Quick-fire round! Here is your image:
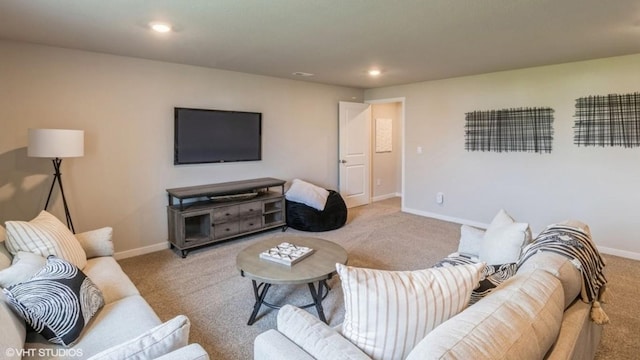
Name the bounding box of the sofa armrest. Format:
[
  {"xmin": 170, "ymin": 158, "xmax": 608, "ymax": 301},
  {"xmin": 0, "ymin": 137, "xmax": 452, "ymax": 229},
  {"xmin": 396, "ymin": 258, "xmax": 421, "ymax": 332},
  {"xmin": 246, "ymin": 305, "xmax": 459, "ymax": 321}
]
[
  {"xmin": 254, "ymin": 329, "xmax": 315, "ymax": 360},
  {"xmin": 75, "ymin": 227, "xmax": 114, "ymax": 258},
  {"xmin": 275, "ymin": 305, "xmax": 370, "ymax": 360},
  {"xmin": 87, "ymin": 315, "xmax": 190, "ymax": 360},
  {"xmin": 545, "ymin": 301, "xmax": 603, "ymax": 360},
  {"xmin": 154, "ymin": 344, "xmax": 209, "ymax": 360}
]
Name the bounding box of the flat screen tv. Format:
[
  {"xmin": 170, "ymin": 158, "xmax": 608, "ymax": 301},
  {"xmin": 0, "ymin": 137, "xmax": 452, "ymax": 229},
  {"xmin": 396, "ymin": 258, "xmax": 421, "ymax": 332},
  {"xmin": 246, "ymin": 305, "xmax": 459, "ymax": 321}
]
[{"xmin": 174, "ymin": 107, "xmax": 262, "ymax": 165}]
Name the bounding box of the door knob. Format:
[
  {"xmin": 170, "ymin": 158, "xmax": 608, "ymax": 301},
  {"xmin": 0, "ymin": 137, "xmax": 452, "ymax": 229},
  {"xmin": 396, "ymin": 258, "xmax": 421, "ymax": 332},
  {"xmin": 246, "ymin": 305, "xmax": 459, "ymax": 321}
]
[{"xmin": 340, "ymin": 159, "xmax": 347, "ymax": 164}]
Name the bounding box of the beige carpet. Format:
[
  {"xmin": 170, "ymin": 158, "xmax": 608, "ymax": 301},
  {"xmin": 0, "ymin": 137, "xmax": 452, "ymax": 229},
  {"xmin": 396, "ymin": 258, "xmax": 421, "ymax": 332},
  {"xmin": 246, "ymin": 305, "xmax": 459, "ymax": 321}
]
[{"xmin": 119, "ymin": 198, "xmax": 639, "ymax": 359}]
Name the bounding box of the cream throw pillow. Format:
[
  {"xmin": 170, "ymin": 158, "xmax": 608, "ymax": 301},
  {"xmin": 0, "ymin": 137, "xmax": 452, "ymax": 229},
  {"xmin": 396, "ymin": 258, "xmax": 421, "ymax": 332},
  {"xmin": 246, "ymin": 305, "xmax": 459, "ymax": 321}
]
[
  {"xmin": 479, "ymin": 209, "xmax": 530, "ymax": 265},
  {"xmin": 4, "ymin": 211, "xmax": 87, "ymax": 269},
  {"xmin": 75, "ymin": 227, "xmax": 114, "ymax": 258},
  {"xmin": 87, "ymin": 315, "xmax": 190, "ymax": 360},
  {"xmin": 457, "ymin": 224, "xmax": 485, "ymax": 258},
  {"xmin": 285, "ymin": 179, "xmax": 330, "ymax": 211},
  {"xmin": 336, "ymin": 262, "xmax": 484, "ymax": 360}
]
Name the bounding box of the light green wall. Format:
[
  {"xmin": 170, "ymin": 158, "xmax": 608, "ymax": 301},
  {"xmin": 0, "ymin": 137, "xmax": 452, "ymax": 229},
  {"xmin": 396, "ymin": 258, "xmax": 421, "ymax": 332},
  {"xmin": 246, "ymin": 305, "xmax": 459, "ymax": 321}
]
[
  {"xmin": 0, "ymin": 40, "xmax": 363, "ymax": 256},
  {"xmin": 365, "ymin": 53, "xmax": 640, "ymax": 259}
]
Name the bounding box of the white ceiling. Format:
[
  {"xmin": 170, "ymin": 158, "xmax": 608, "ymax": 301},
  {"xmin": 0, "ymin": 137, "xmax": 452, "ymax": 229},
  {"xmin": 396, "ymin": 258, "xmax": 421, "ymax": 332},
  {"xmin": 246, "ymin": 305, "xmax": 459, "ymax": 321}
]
[{"xmin": 1, "ymin": 0, "xmax": 639, "ymax": 89}]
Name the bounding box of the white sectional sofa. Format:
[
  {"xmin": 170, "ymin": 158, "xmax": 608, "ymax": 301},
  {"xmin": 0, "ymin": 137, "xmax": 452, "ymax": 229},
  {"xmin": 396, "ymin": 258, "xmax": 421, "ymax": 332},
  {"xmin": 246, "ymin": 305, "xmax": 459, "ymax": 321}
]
[
  {"xmin": 254, "ymin": 218, "xmax": 607, "ymax": 360},
  {"xmin": 0, "ymin": 219, "xmax": 209, "ymax": 360}
]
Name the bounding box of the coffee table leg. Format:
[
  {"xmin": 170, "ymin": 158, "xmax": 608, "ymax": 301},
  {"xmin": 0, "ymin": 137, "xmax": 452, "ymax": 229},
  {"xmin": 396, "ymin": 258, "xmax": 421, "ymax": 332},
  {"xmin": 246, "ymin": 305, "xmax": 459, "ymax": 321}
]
[
  {"xmin": 248, "ymin": 280, "xmax": 271, "ymax": 325},
  {"xmin": 308, "ymin": 281, "xmax": 328, "ymax": 324}
]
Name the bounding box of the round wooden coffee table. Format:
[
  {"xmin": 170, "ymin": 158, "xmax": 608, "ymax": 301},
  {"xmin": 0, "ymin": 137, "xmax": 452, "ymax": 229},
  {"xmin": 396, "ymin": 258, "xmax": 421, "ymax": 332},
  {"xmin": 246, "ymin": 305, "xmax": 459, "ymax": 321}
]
[{"xmin": 236, "ymin": 236, "xmax": 348, "ymax": 325}]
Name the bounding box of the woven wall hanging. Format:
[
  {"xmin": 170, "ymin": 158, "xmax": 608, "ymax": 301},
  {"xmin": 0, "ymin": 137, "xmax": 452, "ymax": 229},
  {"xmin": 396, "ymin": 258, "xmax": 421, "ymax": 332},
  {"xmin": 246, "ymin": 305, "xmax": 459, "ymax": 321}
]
[
  {"xmin": 465, "ymin": 107, "xmax": 554, "ymax": 153},
  {"xmin": 573, "ymin": 92, "xmax": 640, "ymax": 148}
]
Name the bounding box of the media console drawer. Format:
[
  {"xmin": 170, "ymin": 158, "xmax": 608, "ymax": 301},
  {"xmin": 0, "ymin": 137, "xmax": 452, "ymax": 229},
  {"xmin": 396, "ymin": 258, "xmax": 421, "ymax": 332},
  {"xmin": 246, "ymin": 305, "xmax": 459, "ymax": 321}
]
[
  {"xmin": 214, "ymin": 221, "xmax": 240, "ymax": 238},
  {"xmin": 239, "ymin": 201, "xmax": 262, "ymax": 216},
  {"xmin": 240, "ymin": 216, "xmax": 262, "ymax": 232},
  {"xmin": 213, "ymin": 205, "xmax": 239, "ymax": 222}
]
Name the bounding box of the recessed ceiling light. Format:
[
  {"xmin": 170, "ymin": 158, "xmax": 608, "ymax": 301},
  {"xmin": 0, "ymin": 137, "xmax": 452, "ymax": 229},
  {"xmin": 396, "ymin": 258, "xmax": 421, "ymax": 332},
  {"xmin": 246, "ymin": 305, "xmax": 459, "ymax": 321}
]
[
  {"xmin": 292, "ymin": 72, "xmax": 314, "ymax": 77},
  {"xmin": 149, "ymin": 22, "xmax": 172, "ymax": 33},
  {"xmin": 368, "ymin": 69, "xmax": 381, "ymax": 76}
]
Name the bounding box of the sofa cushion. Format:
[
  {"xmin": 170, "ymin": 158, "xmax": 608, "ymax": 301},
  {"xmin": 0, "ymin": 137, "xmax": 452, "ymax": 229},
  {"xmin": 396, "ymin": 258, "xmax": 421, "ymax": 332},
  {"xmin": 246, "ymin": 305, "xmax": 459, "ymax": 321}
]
[
  {"xmin": 0, "ymin": 251, "xmax": 46, "ymax": 288},
  {"xmin": 285, "ymin": 179, "xmax": 330, "ymax": 211},
  {"xmin": 406, "ymin": 269, "xmax": 564, "ymax": 360},
  {"xmin": 154, "ymin": 343, "xmax": 210, "ymax": 360},
  {"xmin": 254, "ymin": 329, "xmax": 316, "ymax": 360},
  {"xmin": 479, "ymin": 209, "xmax": 531, "ymax": 265},
  {"xmin": 4, "ymin": 211, "xmax": 87, "ymax": 269},
  {"xmin": 0, "ymin": 291, "xmax": 27, "ymax": 357},
  {"xmin": 87, "ymin": 315, "xmax": 190, "ymax": 360},
  {"xmin": 3, "ymin": 256, "xmax": 104, "ymax": 346},
  {"xmin": 82, "ymin": 256, "xmax": 140, "ymax": 304},
  {"xmin": 75, "ymin": 227, "xmax": 114, "ymax": 258},
  {"xmin": 336, "ymin": 262, "xmax": 484, "ymax": 360},
  {"xmin": 24, "ymin": 295, "xmax": 162, "ymax": 359},
  {"xmin": 276, "ymin": 305, "xmax": 370, "ymax": 360}
]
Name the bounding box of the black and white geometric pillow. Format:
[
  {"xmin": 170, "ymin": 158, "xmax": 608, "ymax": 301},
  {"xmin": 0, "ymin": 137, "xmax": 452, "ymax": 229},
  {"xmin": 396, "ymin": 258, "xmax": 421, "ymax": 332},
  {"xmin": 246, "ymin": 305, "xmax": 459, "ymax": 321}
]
[
  {"xmin": 434, "ymin": 255, "xmax": 518, "ymax": 305},
  {"xmin": 2, "ymin": 255, "xmax": 104, "ymax": 346}
]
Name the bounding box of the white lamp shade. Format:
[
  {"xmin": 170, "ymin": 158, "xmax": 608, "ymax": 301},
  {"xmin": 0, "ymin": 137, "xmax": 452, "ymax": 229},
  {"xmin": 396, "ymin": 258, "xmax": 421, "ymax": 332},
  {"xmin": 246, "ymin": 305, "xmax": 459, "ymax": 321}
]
[{"xmin": 28, "ymin": 129, "xmax": 84, "ymax": 158}]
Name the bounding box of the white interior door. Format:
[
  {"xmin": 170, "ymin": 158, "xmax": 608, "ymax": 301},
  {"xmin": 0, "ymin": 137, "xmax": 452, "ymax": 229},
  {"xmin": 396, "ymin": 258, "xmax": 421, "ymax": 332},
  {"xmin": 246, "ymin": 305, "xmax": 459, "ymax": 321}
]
[{"xmin": 339, "ymin": 101, "xmax": 371, "ymax": 208}]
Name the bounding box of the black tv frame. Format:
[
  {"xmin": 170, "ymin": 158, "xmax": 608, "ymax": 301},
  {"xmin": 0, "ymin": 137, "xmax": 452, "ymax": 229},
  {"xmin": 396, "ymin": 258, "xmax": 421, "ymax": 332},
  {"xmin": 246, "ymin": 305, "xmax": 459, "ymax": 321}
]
[{"xmin": 174, "ymin": 107, "xmax": 262, "ymax": 165}]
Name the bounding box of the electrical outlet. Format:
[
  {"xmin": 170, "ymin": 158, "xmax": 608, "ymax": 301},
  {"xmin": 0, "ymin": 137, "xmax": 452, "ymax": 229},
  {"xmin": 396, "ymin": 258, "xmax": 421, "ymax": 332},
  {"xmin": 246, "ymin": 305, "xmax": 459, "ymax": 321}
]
[
  {"xmin": 376, "ymin": 179, "xmax": 381, "ymax": 186},
  {"xmin": 436, "ymin": 192, "xmax": 444, "ymax": 204}
]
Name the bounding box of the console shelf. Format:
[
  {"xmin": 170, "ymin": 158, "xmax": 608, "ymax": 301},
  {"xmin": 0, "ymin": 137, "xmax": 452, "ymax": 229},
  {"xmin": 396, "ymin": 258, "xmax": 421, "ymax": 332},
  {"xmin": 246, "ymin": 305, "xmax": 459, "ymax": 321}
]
[{"xmin": 166, "ymin": 177, "xmax": 287, "ymax": 258}]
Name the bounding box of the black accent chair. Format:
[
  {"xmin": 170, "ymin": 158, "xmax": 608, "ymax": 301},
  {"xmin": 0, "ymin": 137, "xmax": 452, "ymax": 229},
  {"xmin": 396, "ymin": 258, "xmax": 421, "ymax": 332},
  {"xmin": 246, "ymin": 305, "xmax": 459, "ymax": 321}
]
[{"xmin": 286, "ymin": 190, "xmax": 347, "ymax": 232}]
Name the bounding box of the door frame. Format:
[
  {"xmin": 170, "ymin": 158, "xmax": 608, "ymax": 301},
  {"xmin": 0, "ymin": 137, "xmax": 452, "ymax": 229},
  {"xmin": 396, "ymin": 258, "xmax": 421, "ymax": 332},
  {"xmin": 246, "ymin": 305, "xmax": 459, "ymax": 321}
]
[{"xmin": 365, "ymin": 97, "xmax": 406, "ymax": 210}]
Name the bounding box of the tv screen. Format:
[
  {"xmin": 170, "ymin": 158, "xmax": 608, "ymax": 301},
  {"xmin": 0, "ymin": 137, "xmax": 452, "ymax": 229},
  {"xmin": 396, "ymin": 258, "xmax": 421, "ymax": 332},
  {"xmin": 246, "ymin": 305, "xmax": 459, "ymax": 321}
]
[{"xmin": 174, "ymin": 107, "xmax": 262, "ymax": 165}]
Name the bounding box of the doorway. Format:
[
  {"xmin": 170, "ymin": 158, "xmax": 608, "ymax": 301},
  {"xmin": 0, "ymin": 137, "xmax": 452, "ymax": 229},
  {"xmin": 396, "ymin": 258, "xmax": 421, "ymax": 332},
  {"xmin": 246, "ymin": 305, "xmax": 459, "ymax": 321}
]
[{"xmin": 338, "ymin": 98, "xmax": 404, "ymax": 208}]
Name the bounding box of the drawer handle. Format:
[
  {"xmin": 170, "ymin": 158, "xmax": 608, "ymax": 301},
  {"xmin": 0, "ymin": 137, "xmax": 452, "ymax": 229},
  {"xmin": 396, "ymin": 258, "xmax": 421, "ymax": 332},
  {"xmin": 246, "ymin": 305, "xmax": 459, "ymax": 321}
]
[
  {"xmin": 248, "ymin": 223, "xmax": 254, "ymax": 226},
  {"xmin": 225, "ymin": 228, "xmax": 231, "ymax": 232}
]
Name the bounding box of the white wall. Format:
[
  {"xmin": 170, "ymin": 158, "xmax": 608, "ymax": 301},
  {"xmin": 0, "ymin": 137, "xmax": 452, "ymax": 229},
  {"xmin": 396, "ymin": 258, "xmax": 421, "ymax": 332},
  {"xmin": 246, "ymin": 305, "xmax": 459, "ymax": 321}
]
[
  {"xmin": 365, "ymin": 54, "xmax": 640, "ymax": 259},
  {"xmin": 0, "ymin": 40, "xmax": 362, "ymax": 256}
]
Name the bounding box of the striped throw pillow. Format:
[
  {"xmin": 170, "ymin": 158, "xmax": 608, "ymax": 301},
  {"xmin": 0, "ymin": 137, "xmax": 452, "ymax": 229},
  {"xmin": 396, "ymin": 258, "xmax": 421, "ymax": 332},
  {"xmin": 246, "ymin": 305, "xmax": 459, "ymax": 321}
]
[
  {"xmin": 336, "ymin": 262, "xmax": 484, "ymax": 360},
  {"xmin": 4, "ymin": 211, "xmax": 87, "ymax": 269}
]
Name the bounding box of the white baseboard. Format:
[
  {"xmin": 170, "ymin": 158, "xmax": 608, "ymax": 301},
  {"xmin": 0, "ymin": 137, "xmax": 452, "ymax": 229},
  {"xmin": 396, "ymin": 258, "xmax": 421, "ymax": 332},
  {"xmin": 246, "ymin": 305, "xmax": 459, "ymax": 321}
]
[
  {"xmin": 402, "ymin": 207, "xmax": 489, "ymax": 229},
  {"xmin": 403, "ymin": 206, "xmax": 640, "ymax": 261},
  {"xmin": 372, "ymin": 192, "xmax": 402, "ymax": 202},
  {"xmin": 114, "ymin": 242, "xmax": 170, "ymax": 260},
  {"xmin": 597, "ymin": 246, "xmax": 640, "ymax": 261}
]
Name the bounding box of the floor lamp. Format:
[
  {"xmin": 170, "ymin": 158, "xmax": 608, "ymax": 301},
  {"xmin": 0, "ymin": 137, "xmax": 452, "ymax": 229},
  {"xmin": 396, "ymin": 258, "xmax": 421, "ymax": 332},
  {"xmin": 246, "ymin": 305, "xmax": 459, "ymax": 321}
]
[{"xmin": 28, "ymin": 129, "xmax": 84, "ymax": 233}]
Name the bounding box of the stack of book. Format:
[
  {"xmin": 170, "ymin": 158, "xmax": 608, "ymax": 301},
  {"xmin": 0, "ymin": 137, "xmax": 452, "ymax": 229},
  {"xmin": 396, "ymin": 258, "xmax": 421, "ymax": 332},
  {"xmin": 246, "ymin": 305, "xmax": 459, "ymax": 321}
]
[{"xmin": 259, "ymin": 242, "xmax": 314, "ymax": 266}]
